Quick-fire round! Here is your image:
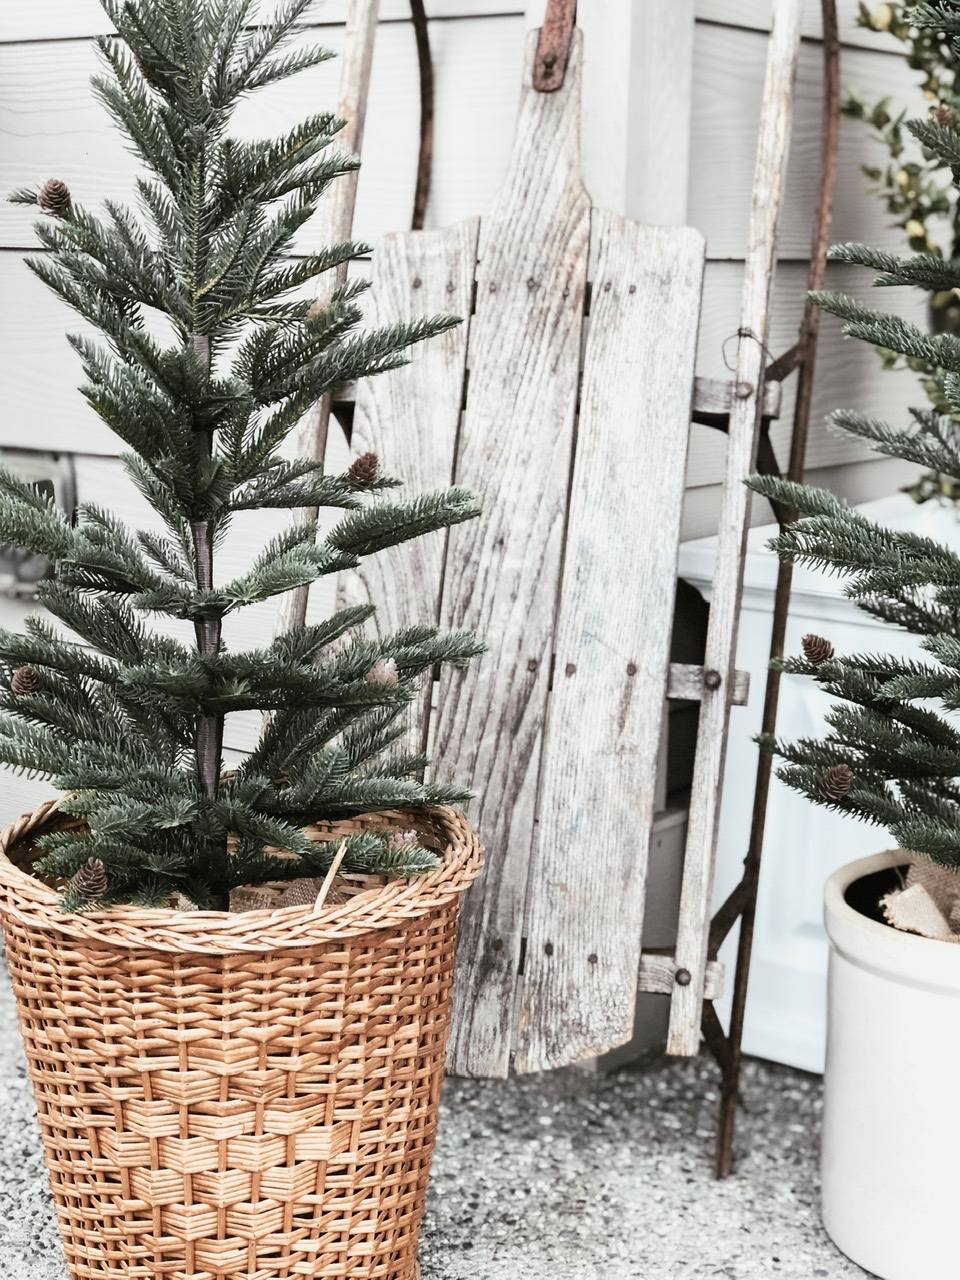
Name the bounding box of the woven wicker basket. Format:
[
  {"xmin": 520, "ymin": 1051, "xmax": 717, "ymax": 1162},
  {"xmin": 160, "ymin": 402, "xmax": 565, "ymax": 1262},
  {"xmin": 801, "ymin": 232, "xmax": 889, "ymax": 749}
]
[{"xmin": 0, "ymin": 801, "xmax": 483, "ymax": 1280}]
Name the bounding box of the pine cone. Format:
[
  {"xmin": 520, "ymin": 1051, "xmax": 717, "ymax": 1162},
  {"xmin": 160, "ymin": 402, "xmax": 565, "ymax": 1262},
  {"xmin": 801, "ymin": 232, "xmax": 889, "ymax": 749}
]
[
  {"xmin": 71, "ymin": 858, "xmax": 107, "ymax": 900},
  {"xmin": 388, "ymin": 828, "xmax": 419, "ymax": 849},
  {"xmin": 819, "ymin": 764, "xmax": 853, "ymax": 802},
  {"xmin": 801, "ymin": 634, "xmax": 834, "ymax": 665},
  {"xmin": 367, "ymin": 656, "xmax": 398, "ymax": 685},
  {"xmin": 348, "ymin": 452, "xmax": 380, "ymax": 489},
  {"xmin": 11, "ymin": 665, "xmax": 42, "ymax": 696},
  {"xmin": 37, "ymin": 178, "xmax": 72, "ymax": 217}
]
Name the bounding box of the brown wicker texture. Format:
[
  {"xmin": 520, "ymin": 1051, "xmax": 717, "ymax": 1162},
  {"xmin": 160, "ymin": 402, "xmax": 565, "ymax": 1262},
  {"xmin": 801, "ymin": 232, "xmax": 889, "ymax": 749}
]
[{"xmin": 0, "ymin": 802, "xmax": 483, "ymax": 1280}]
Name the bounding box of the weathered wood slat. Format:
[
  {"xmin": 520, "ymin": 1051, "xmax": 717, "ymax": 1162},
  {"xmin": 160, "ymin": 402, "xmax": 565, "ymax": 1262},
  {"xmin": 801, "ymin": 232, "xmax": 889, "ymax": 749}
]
[
  {"xmin": 340, "ymin": 371, "xmax": 779, "ymax": 425},
  {"xmin": 513, "ymin": 214, "xmax": 704, "ymax": 1073},
  {"xmin": 638, "ymin": 953, "xmax": 724, "ymax": 1001},
  {"xmin": 339, "ymin": 219, "xmax": 479, "ymax": 747},
  {"xmin": 692, "ymin": 376, "xmax": 781, "ymax": 427},
  {"xmin": 439, "ymin": 31, "xmax": 591, "ymax": 1079},
  {"xmin": 667, "ymin": 662, "xmax": 749, "ymax": 706},
  {"xmin": 275, "ymin": 0, "xmax": 380, "ymax": 639},
  {"xmin": 668, "ymin": 0, "xmax": 804, "ymax": 1056}
]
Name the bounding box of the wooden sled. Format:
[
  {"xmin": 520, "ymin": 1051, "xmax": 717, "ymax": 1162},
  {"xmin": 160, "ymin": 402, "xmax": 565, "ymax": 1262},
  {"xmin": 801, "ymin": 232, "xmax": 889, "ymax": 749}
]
[{"xmin": 283, "ymin": 0, "xmax": 808, "ymax": 1084}]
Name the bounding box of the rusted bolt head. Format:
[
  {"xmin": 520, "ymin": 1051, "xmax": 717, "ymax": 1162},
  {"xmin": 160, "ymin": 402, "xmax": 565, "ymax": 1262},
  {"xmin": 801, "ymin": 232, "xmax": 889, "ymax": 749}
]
[
  {"xmin": 675, "ymin": 967, "xmax": 692, "ymax": 986},
  {"xmin": 703, "ymin": 668, "xmax": 722, "ymax": 691}
]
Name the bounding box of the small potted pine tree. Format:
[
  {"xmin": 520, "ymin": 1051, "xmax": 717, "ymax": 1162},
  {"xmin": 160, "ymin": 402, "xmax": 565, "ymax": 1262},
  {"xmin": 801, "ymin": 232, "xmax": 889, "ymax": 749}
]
[
  {"xmin": 0, "ymin": 3, "xmax": 483, "ymax": 1277},
  {"xmin": 748, "ymin": 7, "xmax": 960, "ymax": 1276}
]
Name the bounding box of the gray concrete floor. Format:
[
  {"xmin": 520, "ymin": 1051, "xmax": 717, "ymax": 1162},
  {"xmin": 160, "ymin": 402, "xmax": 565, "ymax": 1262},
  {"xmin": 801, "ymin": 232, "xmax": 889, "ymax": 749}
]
[{"xmin": 0, "ymin": 960, "xmax": 873, "ymax": 1280}]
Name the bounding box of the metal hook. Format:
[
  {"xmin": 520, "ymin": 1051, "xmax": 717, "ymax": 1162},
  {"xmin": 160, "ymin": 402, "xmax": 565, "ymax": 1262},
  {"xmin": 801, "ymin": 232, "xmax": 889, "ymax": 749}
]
[{"xmin": 721, "ymin": 325, "xmax": 775, "ymax": 375}]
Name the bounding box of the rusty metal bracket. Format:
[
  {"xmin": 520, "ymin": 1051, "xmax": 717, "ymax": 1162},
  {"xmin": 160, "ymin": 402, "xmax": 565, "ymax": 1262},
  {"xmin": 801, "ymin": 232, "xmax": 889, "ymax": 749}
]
[{"xmin": 533, "ymin": 0, "xmax": 577, "ymax": 91}]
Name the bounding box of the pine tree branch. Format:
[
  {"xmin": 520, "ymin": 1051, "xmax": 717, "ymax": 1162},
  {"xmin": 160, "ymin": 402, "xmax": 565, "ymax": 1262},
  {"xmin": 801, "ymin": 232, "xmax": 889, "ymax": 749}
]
[{"xmin": 2, "ymin": 0, "xmax": 483, "ymax": 908}]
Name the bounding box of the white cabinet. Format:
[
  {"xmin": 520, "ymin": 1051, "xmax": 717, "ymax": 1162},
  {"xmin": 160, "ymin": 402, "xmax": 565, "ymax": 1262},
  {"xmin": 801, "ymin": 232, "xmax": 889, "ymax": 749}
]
[{"xmin": 677, "ymin": 493, "xmax": 960, "ymax": 1072}]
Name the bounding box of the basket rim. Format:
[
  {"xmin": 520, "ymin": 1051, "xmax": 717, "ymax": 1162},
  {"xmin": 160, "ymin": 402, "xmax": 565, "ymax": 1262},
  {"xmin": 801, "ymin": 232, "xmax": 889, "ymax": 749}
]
[{"xmin": 0, "ymin": 799, "xmax": 483, "ymax": 954}]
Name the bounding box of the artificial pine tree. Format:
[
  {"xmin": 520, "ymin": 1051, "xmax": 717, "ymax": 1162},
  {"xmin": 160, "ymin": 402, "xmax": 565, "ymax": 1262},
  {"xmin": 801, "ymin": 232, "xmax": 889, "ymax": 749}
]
[
  {"xmin": 2, "ymin": 0, "xmax": 482, "ymax": 912},
  {"xmin": 748, "ymin": 0, "xmax": 960, "ymax": 878}
]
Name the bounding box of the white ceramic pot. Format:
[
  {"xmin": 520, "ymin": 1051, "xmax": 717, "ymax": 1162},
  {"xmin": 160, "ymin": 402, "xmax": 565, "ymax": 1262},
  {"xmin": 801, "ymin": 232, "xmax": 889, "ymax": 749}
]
[{"xmin": 822, "ymin": 851, "xmax": 960, "ymax": 1280}]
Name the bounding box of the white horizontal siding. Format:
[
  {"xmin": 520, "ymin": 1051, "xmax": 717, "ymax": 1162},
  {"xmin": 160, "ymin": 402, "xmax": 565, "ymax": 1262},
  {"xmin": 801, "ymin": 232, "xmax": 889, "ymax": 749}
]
[
  {"xmin": 690, "ymin": 259, "xmax": 928, "ymax": 489},
  {"xmin": 696, "ymin": 0, "xmax": 892, "ymax": 50},
  {"xmin": 0, "ymin": 10, "xmax": 525, "ymax": 456},
  {"xmin": 685, "ymin": 6, "xmax": 933, "ymax": 528},
  {"xmin": 0, "ymin": 15, "xmax": 525, "ymax": 253},
  {"xmin": 691, "ymin": 25, "xmax": 935, "ymax": 260},
  {"xmin": 0, "ymin": 1, "xmax": 516, "ymax": 44}
]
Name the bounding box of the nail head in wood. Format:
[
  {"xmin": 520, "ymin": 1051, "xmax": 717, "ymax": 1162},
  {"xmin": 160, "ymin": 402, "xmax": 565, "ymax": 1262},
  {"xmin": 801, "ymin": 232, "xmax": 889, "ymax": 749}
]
[
  {"xmin": 675, "ymin": 967, "xmax": 692, "ymax": 986},
  {"xmin": 703, "ymin": 668, "xmax": 722, "ymax": 691},
  {"xmin": 638, "ymin": 956, "xmax": 724, "ymax": 1001},
  {"xmin": 735, "ymin": 380, "xmax": 754, "ymax": 399}
]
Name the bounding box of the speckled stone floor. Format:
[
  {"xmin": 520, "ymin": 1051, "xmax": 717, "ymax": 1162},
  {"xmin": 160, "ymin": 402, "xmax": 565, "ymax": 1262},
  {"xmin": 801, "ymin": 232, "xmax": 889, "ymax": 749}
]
[{"xmin": 0, "ymin": 957, "xmax": 874, "ymax": 1280}]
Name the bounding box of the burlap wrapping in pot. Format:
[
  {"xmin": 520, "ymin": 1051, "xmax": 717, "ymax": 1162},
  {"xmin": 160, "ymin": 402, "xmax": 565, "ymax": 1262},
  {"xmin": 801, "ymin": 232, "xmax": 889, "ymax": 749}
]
[
  {"xmin": 0, "ymin": 801, "xmax": 483, "ymax": 1280},
  {"xmin": 881, "ymin": 857, "xmax": 960, "ymax": 943}
]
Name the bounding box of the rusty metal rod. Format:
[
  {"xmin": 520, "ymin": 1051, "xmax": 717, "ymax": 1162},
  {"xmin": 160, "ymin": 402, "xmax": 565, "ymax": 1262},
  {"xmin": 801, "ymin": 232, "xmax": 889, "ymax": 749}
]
[
  {"xmin": 409, "ymin": 0, "xmax": 435, "ymax": 231},
  {"xmin": 713, "ymin": 0, "xmax": 841, "ymax": 1180}
]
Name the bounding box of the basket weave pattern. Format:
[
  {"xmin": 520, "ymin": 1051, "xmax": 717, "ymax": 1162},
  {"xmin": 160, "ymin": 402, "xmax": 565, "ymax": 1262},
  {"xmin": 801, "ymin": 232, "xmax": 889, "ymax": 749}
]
[{"xmin": 0, "ymin": 802, "xmax": 482, "ymax": 1280}]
